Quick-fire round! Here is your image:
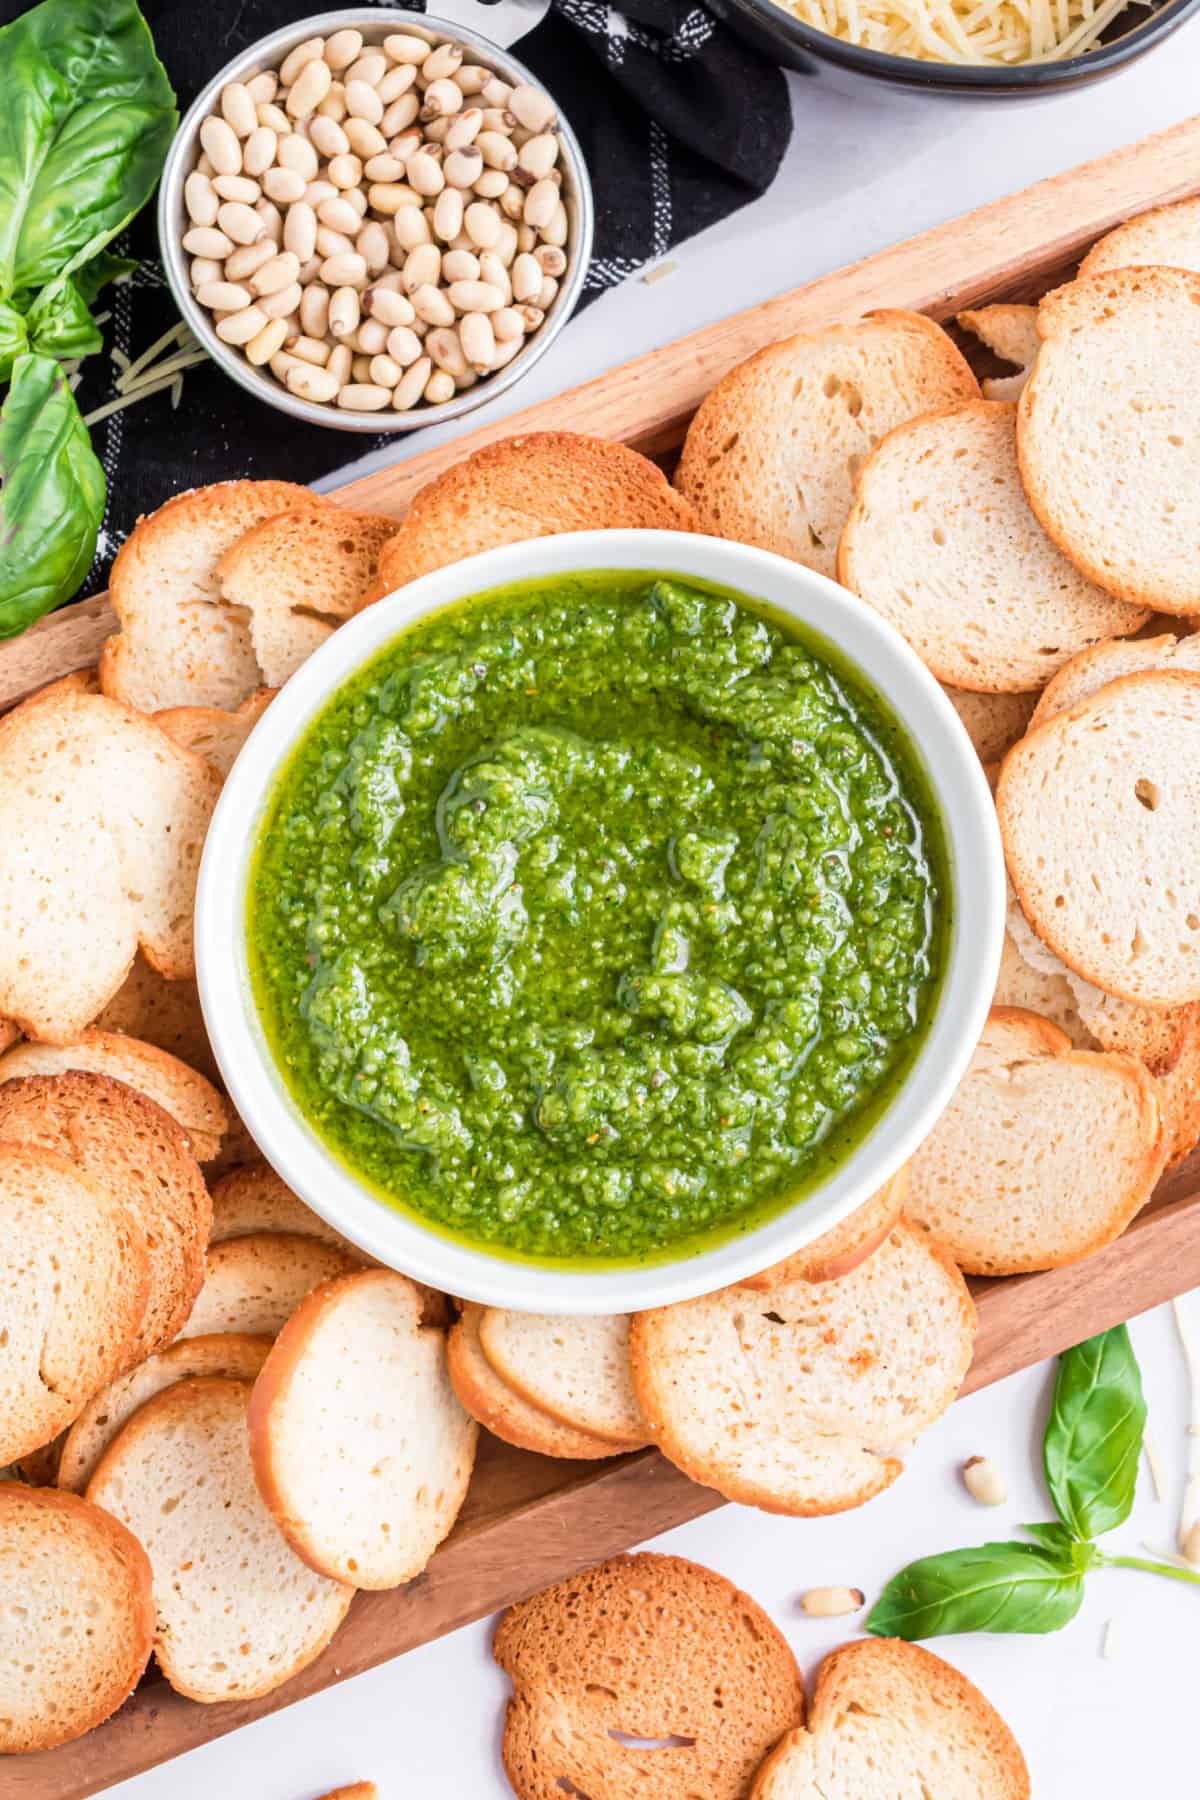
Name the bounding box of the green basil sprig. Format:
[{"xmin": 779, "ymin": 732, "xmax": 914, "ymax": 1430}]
[
  {"xmin": 868, "ymin": 1324, "xmax": 1200, "ymax": 1641},
  {"xmin": 0, "ymin": 353, "xmax": 105, "ymax": 639},
  {"xmin": 0, "ymin": 0, "xmax": 174, "ymax": 633}
]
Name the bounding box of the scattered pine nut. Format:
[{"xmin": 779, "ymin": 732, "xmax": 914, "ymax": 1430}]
[
  {"xmin": 800, "ymin": 1586, "xmax": 864, "ymax": 1618},
  {"xmin": 962, "ymin": 1456, "xmax": 1007, "ymax": 1506}
]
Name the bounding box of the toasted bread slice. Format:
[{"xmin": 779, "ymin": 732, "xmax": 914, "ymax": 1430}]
[
  {"xmin": 0, "ymin": 1029, "xmax": 227, "ymax": 1162},
  {"xmin": 209, "ymin": 1162, "xmax": 363, "ymax": 1254},
  {"xmin": 1030, "ymin": 630, "xmax": 1200, "ymax": 728},
  {"xmin": 751, "ymin": 1638, "xmax": 1029, "ymax": 1800},
  {"xmin": 315, "ymin": 1788, "xmax": 378, "ymax": 1800},
  {"xmin": 100, "ymin": 480, "xmax": 316, "ymax": 712},
  {"xmin": 495, "ymin": 1552, "xmax": 805, "ymax": 1800},
  {"xmin": 448, "ymin": 1307, "xmax": 619, "ymax": 1460},
  {"xmin": 219, "ymin": 506, "xmax": 397, "ymax": 683},
  {"xmin": 957, "ymin": 304, "xmax": 1040, "ymax": 402},
  {"xmin": 998, "ymin": 669, "xmax": 1200, "ymax": 1007},
  {"xmin": 739, "ymin": 1167, "xmax": 908, "ymax": 1290},
  {"xmin": 994, "ymin": 929, "xmax": 1087, "ymax": 1040},
  {"xmin": 248, "ymin": 1271, "xmax": 476, "ymax": 1589},
  {"xmin": 630, "ymin": 1224, "xmax": 975, "ymax": 1515},
  {"xmin": 180, "ymin": 1231, "xmax": 361, "ymax": 1340},
  {"xmin": 95, "ymin": 954, "xmax": 215, "ymax": 1082},
  {"xmin": 87, "ymin": 1377, "xmax": 353, "ymax": 1702},
  {"xmin": 476, "ymin": 1311, "xmax": 648, "ymax": 1448},
  {"xmin": 0, "ymin": 1021, "xmax": 18, "ymax": 1054},
  {"xmin": 840, "ymin": 400, "xmax": 1146, "ymax": 692},
  {"xmin": 203, "ymin": 1101, "xmax": 261, "ymax": 1176},
  {"xmin": 0, "ymin": 680, "xmax": 220, "ymax": 1040},
  {"xmin": 0, "ymin": 1072, "xmax": 212, "ymax": 1361},
  {"xmin": 155, "ymin": 686, "xmax": 275, "ymax": 779},
  {"xmin": 57, "ymin": 1332, "xmax": 271, "ymax": 1495},
  {"xmin": 362, "ymin": 432, "xmax": 695, "ymax": 601},
  {"xmin": 0, "ymin": 1485, "xmax": 154, "ymax": 1752},
  {"xmin": 1078, "ymin": 194, "xmax": 1200, "ymax": 280},
  {"xmin": 942, "ymin": 685, "xmax": 1036, "ymax": 762},
  {"xmin": 0, "ymin": 1142, "xmax": 148, "ymax": 1466},
  {"xmin": 675, "ymin": 311, "xmax": 978, "ymax": 579},
  {"xmin": 907, "ymin": 1007, "xmax": 1166, "ymax": 1274},
  {"xmin": 1018, "ymin": 270, "xmax": 1200, "ymax": 614}
]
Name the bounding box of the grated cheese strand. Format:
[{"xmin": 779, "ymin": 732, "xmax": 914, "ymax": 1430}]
[
  {"xmin": 1174, "ymin": 1296, "xmax": 1200, "ymax": 1550},
  {"xmin": 778, "ymin": 0, "xmax": 1134, "ymax": 62}
]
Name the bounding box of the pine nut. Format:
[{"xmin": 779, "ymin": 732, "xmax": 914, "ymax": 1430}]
[
  {"xmin": 287, "ymin": 59, "xmax": 332, "ymax": 119},
  {"xmin": 190, "ymin": 255, "xmax": 223, "ymax": 288},
  {"xmin": 489, "ymin": 334, "xmax": 523, "ymax": 371},
  {"xmin": 541, "ymin": 200, "xmax": 569, "ymax": 248},
  {"xmin": 309, "ymin": 114, "xmax": 350, "ymax": 159},
  {"xmin": 352, "ymin": 356, "xmax": 373, "ymax": 384},
  {"xmin": 444, "ymin": 148, "xmax": 484, "ymax": 190},
  {"xmin": 518, "ymin": 304, "xmax": 544, "ymax": 332},
  {"xmin": 361, "ymin": 152, "xmax": 403, "ymax": 183},
  {"xmin": 424, "ymin": 368, "xmax": 456, "ymax": 404},
  {"xmin": 246, "ymin": 316, "xmax": 289, "ymax": 365},
  {"xmin": 260, "ymin": 281, "xmax": 303, "ymax": 320},
  {"xmin": 499, "ymin": 184, "xmax": 524, "ymax": 221},
  {"xmin": 287, "ymin": 360, "xmax": 340, "ymax": 403},
  {"xmin": 213, "ymin": 173, "xmax": 261, "ymax": 205},
  {"xmin": 482, "ymin": 108, "xmax": 516, "ymax": 134},
  {"xmin": 403, "ymin": 243, "xmax": 442, "ymax": 293},
  {"xmin": 248, "ymin": 250, "xmax": 300, "ymax": 296},
  {"xmin": 392, "ymin": 207, "xmax": 431, "ymax": 250},
  {"xmin": 383, "ymin": 32, "xmax": 431, "ymax": 64},
  {"xmin": 473, "ymin": 168, "xmax": 509, "ymax": 201},
  {"xmin": 433, "ymin": 188, "xmax": 465, "ymax": 243},
  {"xmin": 217, "ymin": 83, "xmax": 255, "ymax": 140},
  {"xmin": 365, "ymin": 286, "xmax": 416, "ymax": 327},
  {"xmin": 1183, "ymin": 1521, "xmax": 1200, "ymax": 1566},
  {"xmin": 182, "ymin": 225, "xmax": 234, "ymax": 258},
  {"xmin": 283, "ymin": 201, "xmax": 318, "ymax": 262},
  {"xmin": 224, "ymin": 239, "xmax": 276, "ymax": 280},
  {"xmin": 459, "ymin": 309, "xmax": 496, "ymax": 370},
  {"xmin": 215, "ymin": 201, "xmax": 263, "ymax": 245},
  {"xmin": 328, "ymin": 286, "xmax": 362, "ymax": 336},
  {"xmin": 962, "ymin": 1457, "xmax": 1007, "ymax": 1506},
  {"xmin": 800, "ymin": 1587, "xmax": 864, "ymax": 1618},
  {"xmin": 457, "ymin": 65, "xmax": 490, "ymax": 95},
  {"xmin": 381, "ymin": 93, "xmax": 420, "ymax": 136},
  {"xmin": 386, "ymin": 325, "xmax": 424, "ymax": 366},
  {"xmin": 299, "ymin": 283, "xmax": 330, "ymax": 336},
  {"xmin": 492, "ymin": 306, "xmax": 525, "ymax": 343},
  {"xmin": 246, "ymin": 71, "xmax": 278, "ymax": 105},
  {"xmin": 518, "ymin": 132, "xmax": 559, "ymax": 180},
  {"xmin": 257, "ymin": 102, "xmax": 291, "ymax": 135},
  {"xmin": 337, "ymin": 382, "xmax": 390, "ymax": 411},
  {"xmin": 320, "ymin": 251, "xmax": 368, "ymax": 287},
  {"xmin": 364, "ymin": 353, "xmax": 399, "ymax": 388},
  {"xmin": 448, "ymin": 279, "xmax": 504, "ymax": 313},
  {"xmin": 424, "ymin": 42, "xmax": 463, "ymax": 79},
  {"xmin": 184, "ymin": 171, "xmax": 219, "ymax": 226},
  {"xmin": 511, "ymin": 252, "xmax": 541, "ymax": 303},
  {"xmin": 537, "ymin": 274, "xmax": 559, "ymax": 310},
  {"xmin": 216, "ymin": 304, "xmax": 269, "ymax": 344},
  {"xmin": 346, "ymin": 50, "xmax": 388, "ymax": 88},
  {"xmin": 393, "ymin": 355, "xmax": 433, "ymax": 410},
  {"xmin": 243, "ymin": 125, "xmax": 278, "ymax": 176},
  {"xmin": 317, "ymin": 88, "xmax": 347, "ymax": 123},
  {"xmin": 422, "ymin": 78, "xmax": 464, "ymax": 119},
  {"xmin": 278, "ymin": 134, "xmax": 319, "ymax": 181},
  {"xmin": 481, "ymin": 77, "xmax": 514, "ymax": 108},
  {"xmin": 441, "ymin": 248, "xmax": 479, "ymax": 284},
  {"xmin": 324, "ymin": 28, "xmax": 364, "ymax": 70},
  {"xmin": 316, "ymin": 195, "xmax": 359, "ymax": 235},
  {"xmin": 196, "ymin": 279, "xmax": 251, "ymax": 311},
  {"xmin": 523, "ymin": 178, "xmax": 558, "ymax": 230},
  {"xmin": 463, "ymin": 201, "xmax": 501, "ymax": 250},
  {"xmin": 286, "ymin": 334, "xmax": 331, "ymax": 366},
  {"xmin": 516, "ymin": 222, "xmax": 536, "ymax": 253},
  {"xmin": 345, "ymin": 79, "xmax": 384, "ymax": 125},
  {"xmin": 406, "ymin": 150, "xmax": 445, "ymax": 197},
  {"xmin": 327, "ymin": 343, "xmax": 352, "ymax": 384},
  {"xmin": 316, "ymin": 225, "xmax": 355, "ymax": 259},
  {"xmin": 328, "ymin": 153, "xmax": 364, "ymax": 191},
  {"xmin": 411, "ymin": 282, "xmax": 455, "ymax": 326},
  {"xmin": 479, "ymin": 251, "xmax": 511, "ymax": 300},
  {"xmin": 445, "ymin": 109, "xmax": 483, "ymax": 151},
  {"xmin": 510, "ymin": 86, "xmax": 557, "ymax": 132},
  {"xmin": 200, "ymin": 115, "xmax": 242, "ymax": 175},
  {"xmin": 263, "ymin": 166, "xmax": 307, "ymax": 205},
  {"xmin": 477, "ymin": 130, "xmax": 517, "ymax": 172},
  {"xmin": 280, "ymin": 36, "xmax": 325, "ymax": 85},
  {"xmin": 535, "ymin": 244, "xmax": 567, "ymax": 277},
  {"xmin": 357, "ymin": 220, "xmax": 391, "ymax": 275},
  {"xmin": 344, "ymin": 117, "xmax": 388, "ymax": 159},
  {"xmin": 255, "ymin": 197, "xmax": 284, "ymax": 241},
  {"xmin": 424, "ymin": 326, "xmax": 467, "ymax": 376}
]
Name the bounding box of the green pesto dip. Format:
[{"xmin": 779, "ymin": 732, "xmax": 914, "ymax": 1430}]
[{"xmin": 249, "ymin": 572, "xmax": 949, "ymax": 1266}]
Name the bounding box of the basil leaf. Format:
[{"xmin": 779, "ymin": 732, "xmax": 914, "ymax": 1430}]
[
  {"xmin": 1022, "ymin": 1521, "xmax": 1080, "ymax": 1553},
  {"xmin": 25, "ymin": 276, "xmax": 104, "ymax": 362},
  {"xmin": 867, "ymin": 1539, "xmax": 1088, "ymax": 1640},
  {"xmin": 0, "ymin": 352, "xmax": 105, "ymax": 637},
  {"xmin": 73, "ymin": 248, "xmax": 137, "ymax": 305},
  {"xmin": 0, "ymin": 0, "xmax": 175, "ymax": 302},
  {"xmin": 1044, "ymin": 1324, "xmax": 1146, "ymax": 1541},
  {"xmin": 0, "ymin": 300, "xmax": 29, "ymax": 380}
]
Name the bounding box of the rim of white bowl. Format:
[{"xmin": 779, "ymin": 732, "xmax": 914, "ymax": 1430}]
[{"xmin": 197, "ymin": 529, "xmax": 1004, "ymax": 1313}]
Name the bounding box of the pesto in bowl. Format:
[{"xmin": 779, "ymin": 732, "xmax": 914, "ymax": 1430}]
[{"xmin": 249, "ymin": 571, "xmax": 949, "ymax": 1267}]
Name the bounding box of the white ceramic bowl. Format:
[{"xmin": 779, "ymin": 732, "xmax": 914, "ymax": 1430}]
[{"xmin": 198, "ymin": 530, "xmax": 1004, "ymax": 1312}]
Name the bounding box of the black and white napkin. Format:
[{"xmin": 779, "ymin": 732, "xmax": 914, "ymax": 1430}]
[{"xmin": 77, "ymin": 0, "xmax": 791, "ymax": 592}]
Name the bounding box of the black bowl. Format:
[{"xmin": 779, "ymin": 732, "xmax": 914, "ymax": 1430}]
[{"xmin": 710, "ymin": 0, "xmax": 1200, "ymax": 94}]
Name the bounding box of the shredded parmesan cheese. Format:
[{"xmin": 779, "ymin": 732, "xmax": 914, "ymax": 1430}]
[
  {"xmin": 777, "ymin": 0, "xmax": 1134, "ymax": 62},
  {"xmin": 83, "ymin": 322, "xmax": 206, "ymax": 429},
  {"xmin": 1143, "ymin": 1423, "xmax": 1167, "ymax": 1503},
  {"xmin": 1101, "ymin": 1617, "xmax": 1119, "ymax": 1660}
]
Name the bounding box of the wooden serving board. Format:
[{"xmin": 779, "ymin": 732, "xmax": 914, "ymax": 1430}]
[{"xmin": 7, "ymin": 113, "xmax": 1200, "ymax": 1800}]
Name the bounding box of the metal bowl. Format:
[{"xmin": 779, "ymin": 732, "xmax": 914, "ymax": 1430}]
[
  {"xmin": 157, "ymin": 8, "xmax": 594, "ymax": 433},
  {"xmin": 710, "ymin": 0, "xmax": 1200, "ymax": 95}
]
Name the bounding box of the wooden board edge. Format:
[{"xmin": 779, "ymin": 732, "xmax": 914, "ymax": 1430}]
[
  {"xmin": 3, "ymin": 110, "xmax": 1199, "ymax": 716},
  {"xmin": 11, "ymin": 1181, "xmax": 1200, "ymax": 1799}
]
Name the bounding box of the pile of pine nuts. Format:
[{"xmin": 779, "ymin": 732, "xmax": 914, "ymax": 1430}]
[{"xmin": 180, "ymin": 26, "xmax": 574, "ymax": 417}]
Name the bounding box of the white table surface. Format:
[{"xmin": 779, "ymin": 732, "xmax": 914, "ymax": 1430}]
[{"xmin": 115, "ymin": 29, "xmax": 1200, "ymax": 1800}]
